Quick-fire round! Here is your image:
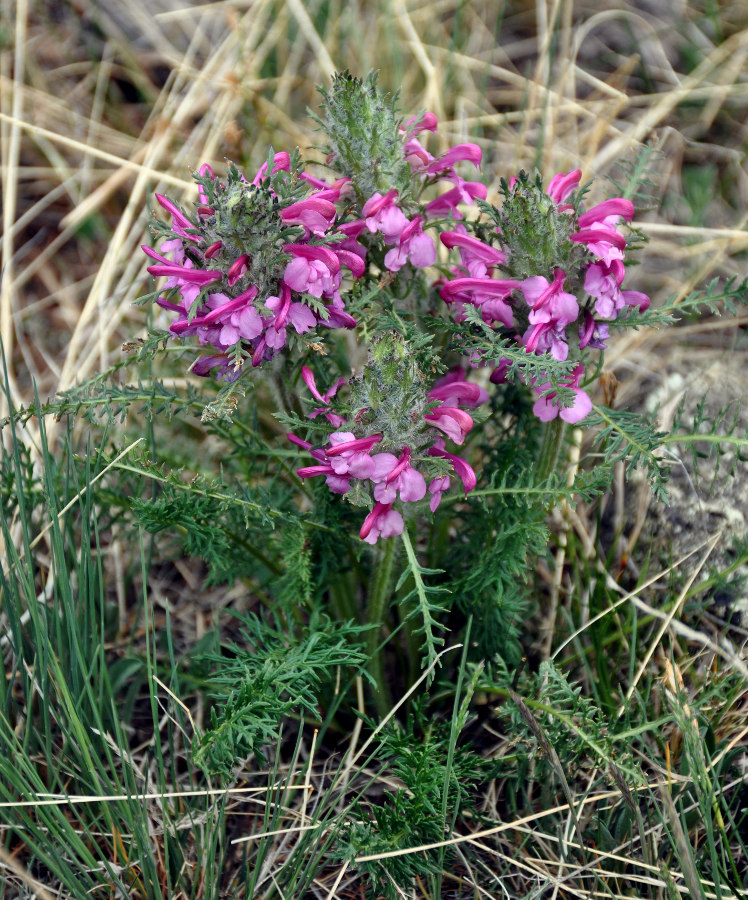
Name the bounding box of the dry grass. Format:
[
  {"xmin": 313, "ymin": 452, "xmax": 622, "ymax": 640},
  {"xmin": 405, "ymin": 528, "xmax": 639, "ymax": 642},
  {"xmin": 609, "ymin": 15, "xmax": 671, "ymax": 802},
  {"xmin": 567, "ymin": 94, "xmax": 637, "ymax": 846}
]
[{"xmin": 2, "ymin": 1, "xmax": 748, "ymax": 897}]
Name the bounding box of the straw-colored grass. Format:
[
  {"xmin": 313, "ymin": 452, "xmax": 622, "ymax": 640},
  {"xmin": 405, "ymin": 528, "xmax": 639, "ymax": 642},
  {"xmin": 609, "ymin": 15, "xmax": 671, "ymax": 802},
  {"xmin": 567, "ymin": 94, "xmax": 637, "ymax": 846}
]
[{"xmin": 2, "ymin": 1, "xmax": 748, "ymax": 897}]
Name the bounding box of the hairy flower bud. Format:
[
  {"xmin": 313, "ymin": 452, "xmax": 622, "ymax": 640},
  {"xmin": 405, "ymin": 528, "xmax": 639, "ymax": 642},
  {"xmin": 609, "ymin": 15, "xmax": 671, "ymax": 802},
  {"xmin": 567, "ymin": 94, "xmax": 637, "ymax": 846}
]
[
  {"xmin": 497, "ymin": 171, "xmax": 585, "ymax": 280},
  {"xmin": 316, "ymin": 71, "xmax": 413, "ymax": 208}
]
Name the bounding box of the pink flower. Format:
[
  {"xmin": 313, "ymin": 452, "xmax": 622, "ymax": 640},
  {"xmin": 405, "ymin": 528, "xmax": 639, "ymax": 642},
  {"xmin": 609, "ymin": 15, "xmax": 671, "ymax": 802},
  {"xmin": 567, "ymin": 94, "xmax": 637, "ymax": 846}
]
[
  {"xmin": 532, "ymin": 364, "xmax": 592, "ymax": 424},
  {"xmin": 522, "ymin": 322, "xmax": 570, "ymax": 361},
  {"xmin": 440, "ymin": 277, "xmax": 520, "ymax": 328},
  {"xmin": 383, "ymin": 216, "xmax": 436, "ymax": 271},
  {"xmin": 252, "ymin": 151, "xmax": 291, "ymax": 185},
  {"xmin": 424, "ymin": 406, "xmax": 473, "ymax": 445},
  {"xmin": 427, "ymin": 143, "xmax": 482, "ymax": 176},
  {"xmin": 584, "ymin": 261, "xmax": 650, "ymax": 319},
  {"xmin": 521, "ymin": 269, "xmax": 578, "ymax": 327},
  {"xmin": 300, "ymin": 366, "xmax": 347, "ymax": 427},
  {"xmin": 280, "ymin": 197, "xmax": 337, "ymax": 236},
  {"xmin": 429, "ymin": 371, "xmax": 489, "ymax": 407},
  {"xmin": 197, "ymin": 164, "xmax": 214, "ymax": 205},
  {"xmin": 154, "ymin": 194, "xmax": 198, "ymax": 242},
  {"xmin": 440, "ymin": 231, "xmax": 506, "ymax": 278},
  {"xmin": 227, "ymin": 253, "xmax": 250, "ymax": 286},
  {"xmin": 427, "ymin": 441, "xmax": 477, "ymax": 494},
  {"xmin": 359, "ymin": 503, "xmax": 404, "ymax": 544},
  {"xmin": 371, "ymin": 447, "xmax": 427, "ymax": 503},
  {"xmin": 404, "ymin": 111, "xmax": 439, "ymax": 136},
  {"xmin": 170, "ymin": 287, "xmax": 262, "ymax": 347},
  {"xmin": 428, "ymin": 475, "xmax": 451, "ymax": 512},
  {"xmin": 570, "ymin": 222, "xmax": 627, "ymax": 265},
  {"xmin": 326, "ymin": 432, "xmax": 383, "ymax": 480},
  {"xmin": 424, "ymin": 181, "xmax": 487, "ymax": 217},
  {"xmin": 146, "ymin": 262, "xmax": 222, "ymax": 286},
  {"xmin": 404, "ymin": 137, "xmax": 434, "ymax": 172},
  {"xmin": 362, "ymin": 190, "xmax": 409, "ymax": 242},
  {"xmin": 577, "ymin": 198, "xmax": 634, "ymax": 229},
  {"xmin": 265, "ymin": 284, "xmax": 316, "ymax": 334},
  {"xmin": 578, "ymin": 314, "xmax": 610, "ymax": 350},
  {"xmin": 546, "ymin": 169, "xmax": 581, "ymax": 204},
  {"xmin": 283, "ymin": 244, "xmax": 341, "ymax": 297}
]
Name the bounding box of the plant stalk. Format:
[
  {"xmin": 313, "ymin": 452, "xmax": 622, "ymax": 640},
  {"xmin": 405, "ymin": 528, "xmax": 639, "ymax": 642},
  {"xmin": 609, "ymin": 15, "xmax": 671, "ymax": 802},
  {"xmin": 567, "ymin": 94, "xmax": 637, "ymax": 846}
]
[
  {"xmin": 536, "ymin": 416, "xmax": 566, "ymax": 481},
  {"xmin": 366, "ymin": 537, "xmax": 398, "ymax": 719}
]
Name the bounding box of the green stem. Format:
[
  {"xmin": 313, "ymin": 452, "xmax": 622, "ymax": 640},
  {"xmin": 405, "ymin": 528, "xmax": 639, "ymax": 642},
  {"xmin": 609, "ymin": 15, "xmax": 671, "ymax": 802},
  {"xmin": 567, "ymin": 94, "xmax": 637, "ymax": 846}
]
[
  {"xmin": 329, "ymin": 569, "xmax": 359, "ymax": 625},
  {"xmin": 536, "ymin": 416, "xmax": 566, "ymax": 481},
  {"xmin": 366, "ymin": 537, "xmax": 398, "ymax": 719}
]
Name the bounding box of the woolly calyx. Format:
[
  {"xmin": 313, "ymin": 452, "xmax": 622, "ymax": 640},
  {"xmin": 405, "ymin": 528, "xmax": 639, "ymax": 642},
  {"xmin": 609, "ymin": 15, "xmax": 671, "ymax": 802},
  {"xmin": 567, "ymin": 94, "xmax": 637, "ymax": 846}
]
[
  {"xmin": 315, "ymin": 71, "xmax": 413, "ymax": 208},
  {"xmin": 495, "ymin": 171, "xmax": 586, "ymax": 281}
]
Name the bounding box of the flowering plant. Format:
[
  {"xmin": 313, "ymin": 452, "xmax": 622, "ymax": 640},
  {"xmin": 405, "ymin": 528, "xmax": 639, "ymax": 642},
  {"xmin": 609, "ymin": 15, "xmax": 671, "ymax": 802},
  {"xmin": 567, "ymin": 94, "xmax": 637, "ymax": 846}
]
[{"xmin": 138, "ymin": 71, "xmax": 682, "ymax": 696}]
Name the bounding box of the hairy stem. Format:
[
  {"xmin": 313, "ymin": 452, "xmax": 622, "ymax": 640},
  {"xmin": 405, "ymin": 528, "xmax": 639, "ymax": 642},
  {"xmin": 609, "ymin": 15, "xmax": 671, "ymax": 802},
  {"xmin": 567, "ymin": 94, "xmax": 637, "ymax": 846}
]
[
  {"xmin": 366, "ymin": 537, "xmax": 398, "ymax": 719},
  {"xmin": 536, "ymin": 416, "xmax": 566, "ymax": 481}
]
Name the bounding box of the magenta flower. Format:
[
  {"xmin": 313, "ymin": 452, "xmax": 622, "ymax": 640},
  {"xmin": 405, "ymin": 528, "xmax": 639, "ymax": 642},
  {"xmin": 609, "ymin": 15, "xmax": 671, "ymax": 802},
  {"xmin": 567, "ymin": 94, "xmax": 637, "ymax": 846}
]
[
  {"xmin": 577, "ymin": 198, "xmax": 634, "ymax": 229},
  {"xmin": 427, "ymin": 475, "xmax": 451, "ymax": 512},
  {"xmin": 427, "ymin": 143, "xmax": 482, "ymax": 176},
  {"xmin": 280, "ymin": 197, "xmax": 337, "ymax": 236},
  {"xmin": 429, "ymin": 371, "xmax": 489, "ymax": 407},
  {"xmin": 521, "ymin": 269, "xmax": 578, "ymax": 327},
  {"xmin": 326, "ymin": 432, "xmax": 383, "ymax": 480},
  {"xmin": 404, "ymin": 111, "xmax": 439, "ymax": 136},
  {"xmin": 147, "ymin": 262, "xmax": 223, "ymax": 286},
  {"xmin": 359, "ymin": 503, "xmax": 404, "ymax": 544},
  {"xmin": 283, "ymin": 244, "xmax": 341, "ymax": 297},
  {"xmin": 440, "ymin": 276, "xmax": 520, "ymax": 328},
  {"xmin": 546, "ymin": 169, "xmax": 581, "ymax": 205},
  {"xmin": 371, "ymin": 447, "xmax": 428, "ymax": 503},
  {"xmin": 571, "ymin": 223, "xmax": 627, "ymax": 265},
  {"xmin": 300, "ymin": 366, "xmax": 347, "ymax": 427},
  {"xmin": 197, "ymin": 163, "xmax": 214, "ymax": 205},
  {"xmin": 424, "ymin": 406, "xmax": 473, "ymax": 445},
  {"xmin": 584, "ymin": 262, "xmax": 650, "ymax": 319},
  {"xmin": 383, "ymin": 216, "xmax": 436, "ymax": 271},
  {"xmin": 404, "ymin": 137, "xmax": 434, "ymax": 172},
  {"xmin": 362, "ymin": 190, "xmax": 409, "ymax": 242},
  {"xmin": 170, "ymin": 286, "xmax": 262, "ymax": 347},
  {"xmin": 424, "ymin": 181, "xmax": 487, "ymax": 218},
  {"xmin": 441, "ymin": 231, "xmax": 506, "ymax": 278},
  {"xmin": 578, "ymin": 314, "xmax": 610, "ymax": 350},
  {"xmin": 532, "ymin": 364, "xmax": 592, "ymax": 424},
  {"xmin": 252, "ymin": 151, "xmax": 291, "ymax": 185},
  {"xmin": 427, "ymin": 441, "xmax": 477, "ymax": 493},
  {"xmin": 154, "ymin": 194, "xmax": 198, "ymax": 242}
]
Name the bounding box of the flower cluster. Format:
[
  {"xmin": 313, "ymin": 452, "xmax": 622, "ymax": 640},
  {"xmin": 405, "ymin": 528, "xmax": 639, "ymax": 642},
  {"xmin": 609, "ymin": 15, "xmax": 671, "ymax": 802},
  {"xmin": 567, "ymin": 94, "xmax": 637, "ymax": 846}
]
[
  {"xmin": 138, "ymin": 71, "xmax": 656, "ymax": 543},
  {"xmin": 289, "ymin": 341, "xmax": 484, "ymax": 543},
  {"xmin": 439, "ymin": 170, "xmax": 649, "ymax": 423},
  {"xmin": 143, "ymin": 153, "xmax": 363, "ymax": 378}
]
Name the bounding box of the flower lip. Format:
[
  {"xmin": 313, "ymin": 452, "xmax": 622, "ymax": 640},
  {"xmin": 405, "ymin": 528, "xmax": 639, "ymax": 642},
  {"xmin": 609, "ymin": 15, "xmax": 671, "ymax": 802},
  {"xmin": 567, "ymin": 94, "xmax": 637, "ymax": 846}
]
[
  {"xmin": 325, "ymin": 434, "xmax": 383, "ymax": 456},
  {"xmin": 546, "ymin": 169, "xmax": 582, "ymax": 204},
  {"xmin": 570, "ymin": 227, "xmax": 627, "ymax": 249},
  {"xmin": 283, "ymin": 243, "xmax": 341, "ymax": 274},
  {"xmin": 385, "ymin": 447, "xmax": 412, "ymax": 483},
  {"xmin": 200, "ymin": 285, "xmax": 259, "ymax": 326},
  {"xmin": 361, "ymin": 188, "xmax": 399, "ymax": 219},
  {"xmin": 297, "ymin": 464, "xmax": 335, "ymax": 479},
  {"xmin": 440, "ymin": 232, "xmax": 505, "ymax": 263},
  {"xmin": 427, "ymin": 143, "xmax": 482, "ymax": 174},
  {"xmin": 147, "ymin": 265, "xmax": 222, "ymax": 285},
  {"xmin": 577, "ymin": 198, "xmax": 635, "ymax": 228},
  {"xmin": 427, "ymin": 444, "xmax": 477, "ymax": 493},
  {"xmin": 335, "ymin": 249, "xmax": 366, "ymax": 278},
  {"xmin": 440, "ymin": 277, "xmax": 521, "ymax": 302},
  {"xmin": 155, "ymin": 193, "xmax": 194, "ymax": 230}
]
